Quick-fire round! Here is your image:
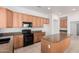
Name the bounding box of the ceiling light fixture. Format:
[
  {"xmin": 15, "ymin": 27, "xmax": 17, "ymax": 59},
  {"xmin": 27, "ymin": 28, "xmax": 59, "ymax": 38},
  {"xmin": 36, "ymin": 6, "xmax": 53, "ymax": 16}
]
[{"xmin": 48, "ymin": 7, "xmax": 51, "ymax": 10}]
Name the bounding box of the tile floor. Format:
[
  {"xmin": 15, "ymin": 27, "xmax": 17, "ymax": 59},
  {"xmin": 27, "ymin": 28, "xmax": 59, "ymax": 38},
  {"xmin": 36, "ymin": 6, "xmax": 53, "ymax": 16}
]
[
  {"xmin": 14, "ymin": 42, "xmax": 41, "ymax": 53},
  {"xmin": 0, "ymin": 43, "xmax": 10, "ymax": 53}
]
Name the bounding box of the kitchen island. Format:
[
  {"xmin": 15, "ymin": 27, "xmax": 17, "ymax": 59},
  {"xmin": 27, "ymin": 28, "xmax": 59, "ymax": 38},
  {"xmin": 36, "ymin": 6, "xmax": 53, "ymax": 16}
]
[{"xmin": 41, "ymin": 33, "xmax": 71, "ymax": 53}]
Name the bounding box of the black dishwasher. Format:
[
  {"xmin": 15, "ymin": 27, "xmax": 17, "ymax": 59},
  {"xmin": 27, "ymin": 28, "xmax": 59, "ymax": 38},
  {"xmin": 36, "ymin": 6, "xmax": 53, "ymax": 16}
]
[
  {"xmin": 22, "ymin": 30, "xmax": 33, "ymax": 46},
  {"xmin": 0, "ymin": 38, "xmax": 10, "ymax": 44}
]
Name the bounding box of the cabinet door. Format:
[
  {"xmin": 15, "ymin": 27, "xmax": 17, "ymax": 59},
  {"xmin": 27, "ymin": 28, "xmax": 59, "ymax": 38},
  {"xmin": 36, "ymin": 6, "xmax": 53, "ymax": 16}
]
[
  {"xmin": 28, "ymin": 15, "xmax": 32, "ymax": 22},
  {"xmin": 18, "ymin": 35, "xmax": 23, "ymax": 48},
  {"xmin": 60, "ymin": 17, "xmax": 67, "ymax": 28},
  {"xmin": 13, "ymin": 35, "xmax": 23, "ymax": 49},
  {"xmin": 18, "ymin": 13, "xmax": 23, "ymax": 28},
  {"xmin": 33, "ymin": 32, "xmax": 44, "ymax": 43},
  {"xmin": 43, "ymin": 18, "xmax": 47, "ymax": 24},
  {"xmin": 0, "ymin": 8, "xmax": 13, "ymax": 28},
  {"xmin": 22, "ymin": 14, "xmax": 28, "ymax": 22},
  {"xmin": 0, "ymin": 8, "xmax": 6, "ymax": 28},
  {"xmin": 41, "ymin": 39, "xmax": 51, "ymax": 53},
  {"xmin": 32, "ymin": 16, "xmax": 36, "ymax": 27},
  {"xmin": 46, "ymin": 19, "xmax": 49, "ymax": 24},
  {"xmin": 33, "ymin": 17, "xmax": 38, "ymax": 27},
  {"xmin": 13, "ymin": 35, "xmax": 19, "ymax": 49},
  {"xmin": 36, "ymin": 17, "xmax": 41, "ymax": 27},
  {"xmin": 26, "ymin": 15, "xmax": 31, "ymax": 22},
  {"xmin": 13, "ymin": 12, "xmax": 23, "ymax": 28},
  {"xmin": 64, "ymin": 19, "xmax": 67, "ymax": 28},
  {"xmin": 13, "ymin": 12, "xmax": 19, "ymax": 28},
  {"xmin": 38, "ymin": 17, "xmax": 41, "ymax": 27},
  {"xmin": 40, "ymin": 18, "xmax": 43, "ymax": 27},
  {"xmin": 7, "ymin": 10, "xmax": 13, "ymax": 28}
]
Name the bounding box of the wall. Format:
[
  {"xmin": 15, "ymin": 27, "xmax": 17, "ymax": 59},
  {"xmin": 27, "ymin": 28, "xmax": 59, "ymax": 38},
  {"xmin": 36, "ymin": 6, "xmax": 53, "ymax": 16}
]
[
  {"xmin": 49, "ymin": 14, "xmax": 60, "ymax": 35},
  {"xmin": 60, "ymin": 11, "xmax": 79, "ymax": 35},
  {"xmin": 67, "ymin": 11, "xmax": 79, "ymax": 35},
  {"xmin": 0, "ymin": 28, "xmax": 44, "ymax": 33},
  {"xmin": 70, "ymin": 21, "xmax": 77, "ymax": 35}
]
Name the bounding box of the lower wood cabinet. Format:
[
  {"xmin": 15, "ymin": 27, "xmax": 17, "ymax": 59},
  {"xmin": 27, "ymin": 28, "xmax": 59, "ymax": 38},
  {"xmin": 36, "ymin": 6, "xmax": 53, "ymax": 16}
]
[
  {"xmin": 33, "ymin": 31, "xmax": 45, "ymax": 43},
  {"xmin": 13, "ymin": 34, "xmax": 23, "ymax": 49},
  {"xmin": 41, "ymin": 39, "xmax": 51, "ymax": 53}
]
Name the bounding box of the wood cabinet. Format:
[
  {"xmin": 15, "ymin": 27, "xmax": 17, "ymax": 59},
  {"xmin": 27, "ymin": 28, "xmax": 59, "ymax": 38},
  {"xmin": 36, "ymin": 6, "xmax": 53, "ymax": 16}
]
[
  {"xmin": 41, "ymin": 37, "xmax": 70, "ymax": 53},
  {"xmin": 32, "ymin": 16, "xmax": 36, "ymax": 27},
  {"xmin": 6, "ymin": 9, "xmax": 13, "ymax": 28},
  {"xmin": 38, "ymin": 17, "xmax": 41, "ymax": 27},
  {"xmin": 60, "ymin": 17, "xmax": 67, "ymax": 28},
  {"xmin": 22, "ymin": 14, "xmax": 28, "ymax": 22},
  {"xmin": 36, "ymin": 17, "xmax": 40, "ymax": 27},
  {"xmin": 40, "ymin": 18, "xmax": 44, "ymax": 27},
  {"xmin": 41, "ymin": 39, "xmax": 51, "ymax": 53},
  {"xmin": 0, "ymin": 8, "xmax": 49, "ymax": 28},
  {"xmin": 13, "ymin": 34, "xmax": 23, "ymax": 49},
  {"xmin": 33, "ymin": 31, "xmax": 45, "ymax": 43},
  {"xmin": 13, "ymin": 12, "xmax": 19, "ymax": 28},
  {"xmin": 43, "ymin": 18, "xmax": 49, "ymax": 24},
  {"xmin": 13, "ymin": 12, "xmax": 23, "ymax": 28},
  {"xmin": 0, "ymin": 8, "xmax": 13, "ymax": 28},
  {"xmin": 46, "ymin": 19, "xmax": 49, "ymax": 24},
  {"xmin": 32, "ymin": 17, "xmax": 49, "ymax": 28},
  {"xmin": 32, "ymin": 17, "xmax": 40, "ymax": 27}
]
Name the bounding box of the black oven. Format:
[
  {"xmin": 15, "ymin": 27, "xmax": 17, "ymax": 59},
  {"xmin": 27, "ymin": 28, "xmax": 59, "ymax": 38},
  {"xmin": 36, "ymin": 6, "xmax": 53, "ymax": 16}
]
[{"xmin": 22, "ymin": 30, "xmax": 33, "ymax": 46}]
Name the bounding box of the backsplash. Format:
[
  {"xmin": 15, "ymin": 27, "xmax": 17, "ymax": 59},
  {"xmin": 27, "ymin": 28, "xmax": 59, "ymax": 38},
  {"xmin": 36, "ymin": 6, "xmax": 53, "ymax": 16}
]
[{"xmin": 0, "ymin": 28, "xmax": 44, "ymax": 33}]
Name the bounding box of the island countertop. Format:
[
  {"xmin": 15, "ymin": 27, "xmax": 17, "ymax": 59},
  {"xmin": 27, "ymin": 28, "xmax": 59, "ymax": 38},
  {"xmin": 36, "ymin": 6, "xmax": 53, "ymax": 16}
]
[
  {"xmin": 41, "ymin": 33, "xmax": 71, "ymax": 53},
  {"xmin": 43, "ymin": 33, "xmax": 70, "ymax": 43}
]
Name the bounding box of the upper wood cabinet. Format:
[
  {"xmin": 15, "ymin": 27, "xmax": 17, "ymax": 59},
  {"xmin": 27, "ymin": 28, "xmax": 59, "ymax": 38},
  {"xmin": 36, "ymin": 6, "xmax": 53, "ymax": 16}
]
[
  {"xmin": 32, "ymin": 17, "xmax": 49, "ymax": 28},
  {"xmin": 32, "ymin": 16, "xmax": 37, "ymax": 27},
  {"xmin": 43, "ymin": 18, "xmax": 49, "ymax": 24},
  {"xmin": 46, "ymin": 19, "xmax": 49, "ymax": 24},
  {"xmin": 13, "ymin": 12, "xmax": 23, "ymax": 28},
  {"xmin": 13, "ymin": 12, "xmax": 19, "ymax": 28},
  {"xmin": 6, "ymin": 10, "xmax": 13, "ymax": 28},
  {"xmin": 36, "ymin": 17, "xmax": 40, "ymax": 27},
  {"xmin": 60, "ymin": 17, "xmax": 67, "ymax": 28},
  {"xmin": 22, "ymin": 14, "xmax": 28, "ymax": 22},
  {"xmin": 0, "ymin": 8, "xmax": 49, "ymax": 28},
  {"xmin": 32, "ymin": 16, "xmax": 38, "ymax": 27},
  {"xmin": 40, "ymin": 18, "xmax": 44, "ymax": 27},
  {"xmin": 0, "ymin": 8, "xmax": 13, "ymax": 28}
]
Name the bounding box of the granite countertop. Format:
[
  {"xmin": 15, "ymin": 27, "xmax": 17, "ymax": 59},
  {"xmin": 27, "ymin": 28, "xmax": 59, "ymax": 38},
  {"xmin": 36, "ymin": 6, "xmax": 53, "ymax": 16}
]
[
  {"xmin": 0, "ymin": 31, "xmax": 43, "ymax": 37},
  {"xmin": 43, "ymin": 33, "xmax": 70, "ymax": 43},
  {"xmin": 0, "ymin": 32, "xmax": 22, "ymax": 37}
]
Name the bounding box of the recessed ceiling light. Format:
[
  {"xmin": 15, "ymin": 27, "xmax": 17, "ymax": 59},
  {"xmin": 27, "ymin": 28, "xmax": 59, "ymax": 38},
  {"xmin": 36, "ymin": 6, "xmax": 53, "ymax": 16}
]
[
  {"xmin": 48, "ymin": 7, "xmax": 51, "ymax": 10},
  {"xmin": 72, "ymin": 8, "xmax": 76, "ymax": 11}
]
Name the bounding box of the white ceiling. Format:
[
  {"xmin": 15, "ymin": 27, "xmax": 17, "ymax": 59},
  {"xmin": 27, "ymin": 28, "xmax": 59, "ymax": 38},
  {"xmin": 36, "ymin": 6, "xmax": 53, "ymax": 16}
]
[{"xmin": 22, "ymin": 6, "xmax": 79, "ymax": 16}]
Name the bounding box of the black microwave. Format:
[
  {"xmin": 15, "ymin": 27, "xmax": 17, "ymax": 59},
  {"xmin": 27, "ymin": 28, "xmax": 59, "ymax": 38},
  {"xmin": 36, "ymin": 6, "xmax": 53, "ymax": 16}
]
[{"xmin": 22, "ymin": 22, "xmax": 32, "ymax": 28}]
